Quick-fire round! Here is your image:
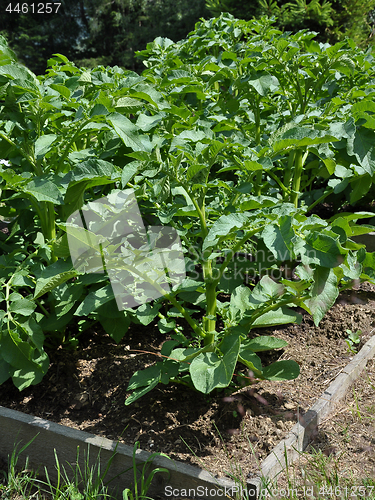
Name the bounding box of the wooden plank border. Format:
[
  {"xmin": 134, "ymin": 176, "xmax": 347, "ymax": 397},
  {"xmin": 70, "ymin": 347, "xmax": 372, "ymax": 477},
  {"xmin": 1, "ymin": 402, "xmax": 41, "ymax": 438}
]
[{"xmin": 0, "ymin": 406, "xmax": 240, "ymax": 499}]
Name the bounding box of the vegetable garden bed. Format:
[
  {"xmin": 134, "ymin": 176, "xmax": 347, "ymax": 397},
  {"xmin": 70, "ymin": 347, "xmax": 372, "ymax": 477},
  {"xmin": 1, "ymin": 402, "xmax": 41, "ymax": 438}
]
[
  {"xmin": 0, "ymin": 284, "xmax": 374, "ymax": 499},
  {"xmin": 0, "ymin": 304, "xmax": 374, "ymax": 499},
  {"xmin": 1, "ymin": 12, "xmax": 375, "ymax": 499}
]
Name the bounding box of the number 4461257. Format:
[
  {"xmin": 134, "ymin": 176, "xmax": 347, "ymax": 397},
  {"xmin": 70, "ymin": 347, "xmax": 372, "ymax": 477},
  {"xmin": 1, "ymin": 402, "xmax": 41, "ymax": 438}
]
[{"xmin": 5, "ymin": 3, "xmax": 61, "ymax": 13}]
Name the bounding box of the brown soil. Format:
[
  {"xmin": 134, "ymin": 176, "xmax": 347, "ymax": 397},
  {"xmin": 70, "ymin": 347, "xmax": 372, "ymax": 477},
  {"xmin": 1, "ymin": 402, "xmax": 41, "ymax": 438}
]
[{"xmin": 0, "ymin": 285, "xmax": 374, "ymax": 482}]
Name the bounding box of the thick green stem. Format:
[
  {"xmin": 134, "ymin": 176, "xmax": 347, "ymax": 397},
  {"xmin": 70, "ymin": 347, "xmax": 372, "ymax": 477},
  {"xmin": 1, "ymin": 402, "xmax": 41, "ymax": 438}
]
[
  {"xmin": 290, "ymin": 149, "xmax": 304, "ymax": 208},
  {"xmin": 267, "ymin": 169, "xmax": 290, "ymax": 197},
  {"xmin": 255, "ymin": 170, "xmax": 262, "ymax": 196},
  {"xmin": 203, "ymin": 264, "xmax": 217, "ymax": 345},
  {"xmin": 166, "ymin": 293, "xmax": 205, "ymax": 339},
  {"xmin": 284, "ymin": 150, "xmax": 295, "ymax": 192},
  {"xmin": 189, "ymin": 188, "xmax": 218, "ymax": 341}
]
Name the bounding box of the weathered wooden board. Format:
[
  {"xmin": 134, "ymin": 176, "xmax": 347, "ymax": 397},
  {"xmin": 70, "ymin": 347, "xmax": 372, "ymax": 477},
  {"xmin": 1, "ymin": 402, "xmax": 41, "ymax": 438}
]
[{"xmin": 0, "ymin": 406, "xmax": 238, "ymax": 499}]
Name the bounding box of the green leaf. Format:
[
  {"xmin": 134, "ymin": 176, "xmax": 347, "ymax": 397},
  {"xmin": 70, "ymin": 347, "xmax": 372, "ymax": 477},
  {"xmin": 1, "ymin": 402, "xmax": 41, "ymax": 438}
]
[
  {"xmin": 1, "ymin": 329, "xmax": 34, "ymax": 366},
  {"xmin": 229, "ymin": 285, "xmax": 251, "ymax": 322},
  {"xmin": 127, "ymin": 364, "xmax": 161, "ymax": 391},
  {"xmin": 121, "ymin": 162, "xmax": 139, "ymax": 188},
  {"xmin": 0, "ymin": 358, "xmax": 10, "ymax": 385},
  {"xmin": 304, "ymin": 267, "xmax": 339, "ymax": 325},
  {"xmin": 108, "ymin": 112, "xmax": 152, "ymax": 152},
  {"xmin": 17, "ymin": 317, "xmax": 45, "ymax": 352},
  {"xmin": 130, "ymin": 84, "xmax": 170, "ymax": 110},
  {"xmin": 242, "ymin": 336, "xmax": 288, "ymax": 352},
  {"xmin": 273, "ymin": 128, "xmax": 337, "ymax": 152},
  {"xmin": 351, "ymin": 100, "xmax": 375, "ymax": 129},
  {"xmin": 153, "ymin": 176, "xmax": 170, "ymax": 201},
  {"xmin": 262, "ymin": 216, "xmax": 295, "ymax": 262},
  {"xmin": 246, "ymin": 71, "xmax": 279, "ymax": 96},
  {"xmin": 25, "ymin": 178, "xmax": 64, "ymax": 205},
  {"xmin": 203, "ymin": 213, "xmax": 248, "ymax": 251},
  {"xmin": 0, "ymin": 64, "xmax": 39, "ymax": 85},
  {"xmin": 66, "ymin": 159, "xmax": 117, "ymax": 184},
  {"xmin": 252, "ymin": 307, "xmax": 302, "ymax": 327},
  {"xmin": 34, "ymin": 134, "xmax": 57, "ymax": 160},
  {"xmin": 135, "ymin": 303, "xmax": 162, "ymax": 326},
  {"xmin": 136, "ymin": 113, "xmax": 165, "ymax": 132},
  {"xmin": 299, "ymin": 232, "xmax": 345, "ymax": 268},
  {"xmin": 100, "ymin": 313, "xmax": 131, "ymax": 343},
  {"xmin": 347, "ymin": 128, "xmax": 375, "ymax": 176},
  {"xmin": 11, "ymin": 351, "xmax": 49, "ymax": 390},
  {"xmin": 238, "ymin": 345, "xmax": 263, "ymax": 377},
  {"xmin": 9, "ymin": 299, "xmax": 36, "ymax": 316},
  {"xmin": 35, "ymin": 268, "xmax": 77, "ymax": 299},
  {"xmin": 125, "ymin": 379, "xmax": 159, "ymax": 405},
  {"xmin": 50, "ymin": 84, "xmax": 71, "ymax": 99},
  {"xmin": 190, "ymin": 335, "xmax": 240, "ymax": 393},
  {"xmin": 74, "ymin": 284, "xmax": 114, "ymax": 316},
  {"xmin": 350, "ymin": 175, "xmax": 372, "ymax": 204},
  {"xmin": 116, "ymin": 97, "xmax": 144, "ymax": 113},
  {"xmin": 262, "ymin": 360, "xmax": 300, "ymax": 381}
]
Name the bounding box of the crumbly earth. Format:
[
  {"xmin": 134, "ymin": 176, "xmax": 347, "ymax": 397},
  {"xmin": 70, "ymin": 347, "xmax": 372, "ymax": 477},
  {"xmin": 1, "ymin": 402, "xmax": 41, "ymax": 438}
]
[{"xmin": 0, "ymin": 285, "xmax": 374, "ymax": 483}]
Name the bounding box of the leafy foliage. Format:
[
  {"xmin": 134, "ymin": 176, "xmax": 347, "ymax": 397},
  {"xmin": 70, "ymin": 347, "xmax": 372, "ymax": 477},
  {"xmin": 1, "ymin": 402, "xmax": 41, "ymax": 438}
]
[
  {"xmin": 0, "ymin": 18, "xmax": 374, "ymax": 403},
  {"xmin": 206, "ymin": 0, "xmax": 375, "ymax": 47}
]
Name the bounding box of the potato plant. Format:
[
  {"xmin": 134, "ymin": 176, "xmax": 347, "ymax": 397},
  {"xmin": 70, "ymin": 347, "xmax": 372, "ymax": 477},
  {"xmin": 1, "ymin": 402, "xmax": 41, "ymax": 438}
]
[{"xmin": 0, "ymin": 18, "xmax": 374, "ymax": 403}]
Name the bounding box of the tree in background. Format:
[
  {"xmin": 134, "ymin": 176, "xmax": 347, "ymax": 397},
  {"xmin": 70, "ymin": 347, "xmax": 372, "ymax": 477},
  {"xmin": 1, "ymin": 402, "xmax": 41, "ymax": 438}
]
[
  {"xmin": 329, "ymin": 0, "xmax": 375, "ymax": 46},
  {"xmin": 206, "ymin": 0, "xmax": 375, "ymax": 47},
  {"xmin": 81, "ymin": 0, "xmax": 209, "ymax": 71},
  {"xmin": 0, "ymin": 0, "xmax": 89, "ymax": 75},
  {"xmin": 0, "ymin": 0, "xmax": 208, "ymax": 74},
  {"xmin": 3, "ymin": 0, "xmax": 373, "ymax": 76}
]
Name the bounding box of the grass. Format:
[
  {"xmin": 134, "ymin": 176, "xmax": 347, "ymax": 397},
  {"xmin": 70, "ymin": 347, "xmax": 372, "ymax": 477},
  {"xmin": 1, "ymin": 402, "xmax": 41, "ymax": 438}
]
[
  {"xmin": 257, "ymin": 448, "xmax": 375, "ymax": 499},
  {"xmin": 0, "ymin": 440, "xmax": 169, "ymax": 500},
  {"xmin": 1, "ymin": 435, "xmax": 375, "ymax": 500}
]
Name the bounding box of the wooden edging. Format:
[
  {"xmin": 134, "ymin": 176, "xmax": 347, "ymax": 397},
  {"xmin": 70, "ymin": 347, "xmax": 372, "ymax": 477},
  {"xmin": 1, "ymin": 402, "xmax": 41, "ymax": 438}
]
[
  {"xmin": 1, "ymin": 334, "xmax": 375, "ymax": 500},
  {"xmin": 247, "ymin": 333, "xmax": 375, "ymax": 498},
  {"xmin": 0, "ymin": 406, "xmax": 239, "ymax": 499}
]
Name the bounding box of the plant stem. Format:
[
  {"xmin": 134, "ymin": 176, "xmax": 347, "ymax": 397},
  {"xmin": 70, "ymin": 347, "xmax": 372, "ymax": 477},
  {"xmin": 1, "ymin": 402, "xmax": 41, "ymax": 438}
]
[
  {"xmin": 56, "ymin": 119, "xmax": 91, "ymax": 173},
  {"xmin": 245, "ymin": 294, "xmax": 310, "ymax": 328},
  {"xmin": 291, "ymin": 149, "xmax": 304, "ymax": 208},
  {"xmin": 0, "ymin": 132, "xmax": 40, "ymax": 175},
  {"xmin": 189, "ymin": 189, "xmax": 217, "ymax": 340},
  {"xmin": 284, "ymin": 150, "xmax": 295, "ymax": 192}
]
